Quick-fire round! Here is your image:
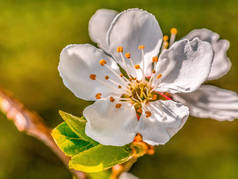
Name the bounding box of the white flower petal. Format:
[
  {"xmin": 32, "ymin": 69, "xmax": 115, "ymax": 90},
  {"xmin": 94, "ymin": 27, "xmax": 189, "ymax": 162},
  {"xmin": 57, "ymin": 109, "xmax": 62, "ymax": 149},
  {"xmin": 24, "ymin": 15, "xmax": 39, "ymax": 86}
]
[
  {"xmin": 89, "ymin": 9, "xmax": 118, "ymax": 49},
  {"xmin": 119, "ymin": 172, "xmax": 139, "ymax": 179},
  {"xmin": 107, "ymin": 8, "xmax": 163, "ymax": 77},
  {"xmin": 184, "ymin": 28, "xmax": 231, "ymax": 80},
  {"xmin": 58, "ymin": 44, "xmax": 125, "ymax": 101},
  {"xmin": 84, "ymin": 98, "xmax": 138, "ymax": 146},
  {"xmin": 154, "ymin": 38, "xmax": 213, "ymax": 93},
  {"xmin": 173, "ymin": 85, "xmax": 238, "ymax": 121},
  {"xmin": 138, "ymin": 100, "xmax": 189, "ymax": 145}
]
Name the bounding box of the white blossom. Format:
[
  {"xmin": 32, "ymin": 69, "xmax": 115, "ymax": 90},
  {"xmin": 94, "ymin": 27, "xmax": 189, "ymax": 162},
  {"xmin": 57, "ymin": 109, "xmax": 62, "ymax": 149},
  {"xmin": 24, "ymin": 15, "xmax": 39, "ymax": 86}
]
[{"xmin": 58, "ymin": 9, "xmax": 213, "ymax": 146}]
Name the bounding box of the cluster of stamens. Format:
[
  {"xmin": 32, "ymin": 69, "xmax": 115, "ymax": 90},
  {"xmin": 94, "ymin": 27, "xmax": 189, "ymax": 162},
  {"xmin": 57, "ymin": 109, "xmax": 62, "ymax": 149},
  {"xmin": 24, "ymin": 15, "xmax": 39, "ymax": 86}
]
[{"xmin": 89, "ymin": 28, "xmax": 177, "ymax": 119}]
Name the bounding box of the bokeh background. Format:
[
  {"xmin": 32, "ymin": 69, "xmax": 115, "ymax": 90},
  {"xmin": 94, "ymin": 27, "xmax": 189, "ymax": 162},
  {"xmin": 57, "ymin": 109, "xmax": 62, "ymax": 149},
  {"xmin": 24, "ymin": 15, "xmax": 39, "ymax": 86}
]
[{"xmin": 0, "ymin": 0, "xmax": 238, "ymax": 178}]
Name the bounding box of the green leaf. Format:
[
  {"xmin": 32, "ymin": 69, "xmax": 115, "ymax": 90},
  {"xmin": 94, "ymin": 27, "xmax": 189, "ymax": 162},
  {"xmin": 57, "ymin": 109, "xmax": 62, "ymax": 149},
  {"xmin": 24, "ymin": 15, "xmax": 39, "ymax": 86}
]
[
  {"xmin": 52, "ymin": 111, "xmax": 133, "ymax": 173},
  {"xmin": 52, "ymin": 122, "xmax": 96, "ymax": 157},
  {"xmin": 59, "ymin": 110, "xmax": 97, "ymax": 145},
  {"xmin": 88, "ymin": 170, "xmax": 111, "ymax": 179},
  {"xmin": 69, "ymin": 144, "xmax": 132, "ymax": 173}
]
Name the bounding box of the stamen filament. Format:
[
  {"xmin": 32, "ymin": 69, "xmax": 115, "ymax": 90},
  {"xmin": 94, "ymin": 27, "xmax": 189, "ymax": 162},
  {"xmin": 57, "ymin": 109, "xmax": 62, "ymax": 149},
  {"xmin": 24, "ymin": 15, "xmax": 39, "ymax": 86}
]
[
  {"xmin": 119, "ymin": 52, "xmax": 132, "ymax": 78},
  {"xmin": 104, "ymin": 64, "xmax": 128, "ymax": 85},
  {"xmin": 95, "ymin": 78, "xmax": 124, "ymax": 94},
  {"xmin": 108, "ymin": 79, "xmax": 129, "ymax": 92},
  {"xmin": 140, "ymin": 47, "xmax": 145, "ymax": 73},
  {"xmin": 169, "ymin": 28, "xmax": 177, "ymax": 46}
]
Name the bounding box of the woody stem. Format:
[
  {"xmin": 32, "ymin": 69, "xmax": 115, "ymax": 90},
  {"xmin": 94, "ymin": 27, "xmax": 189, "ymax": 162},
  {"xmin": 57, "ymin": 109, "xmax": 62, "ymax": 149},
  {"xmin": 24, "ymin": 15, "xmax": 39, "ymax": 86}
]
[{"xmin": 0, "ymin": 87, "xmax": 87, "ymax": 179}]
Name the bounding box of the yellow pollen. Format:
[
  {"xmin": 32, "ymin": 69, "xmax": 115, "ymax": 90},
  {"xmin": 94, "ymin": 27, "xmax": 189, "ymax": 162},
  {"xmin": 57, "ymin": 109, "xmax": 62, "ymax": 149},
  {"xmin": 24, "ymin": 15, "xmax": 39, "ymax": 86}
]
[
  {"xmin": 105, "ymin": 75, "xmax": 109, "ymax": 80},
  {"xmin": 138, "ymin": 45, "xmax": 144, "ymax": 49},
  {"xmin": 170, "ymin": 27, "xmax": 178, "ymax": 35},
  {"xmin": 117, "ymin": 46, "xmax": 123, "ymax": 53},
  {"xmin": 115, "ymin": 103, "xmax": 122, "ymax": 108},
  {"xmin": 120, "ymin": 73, "xmax": 124, "ymax": 77},
  {"xmin": 152, "ymin": 56, "xmax": 158, "ymax": 62},
  {"xmin": 145, "ymin": 111, "xmax": 152, "ymax": 118},
  {"xmin": 157, "ymin": 73, "xmax": 162, "ymax": 79},
  {"xmin": 163, "ymin": 35, "xmax": 169, "ymax": 41},
  {"xmin": 99, "ymin": 59, "xmax": 107, "ymax": 66},
  {"xmin": 95, "ymin": 93, "xmax": 102, "ymax": 99},
  {"xmin": 125, "ymin": 52, "xmax": 131, "ymax": 59},
  {"xmin": 89, "ymin": 74, "xmax": 96, "ymax": 80},
  {"xmin": 110, "ymin": 96, "xmax": 115, "ymax": 102},
  {"xmin": 137, "ymin": 108, "xmax": 142, "ymax": 113},
  {"xmin": 152, "ymin": 69, "xmax": 156, "ymax": 74},
  {"xmin": 134, "ymin": 64, "xmax": 140, "ymax": 69},
  {"xmin": 118, "ymin": 85, "xmax": 122, "ymax": 89}
]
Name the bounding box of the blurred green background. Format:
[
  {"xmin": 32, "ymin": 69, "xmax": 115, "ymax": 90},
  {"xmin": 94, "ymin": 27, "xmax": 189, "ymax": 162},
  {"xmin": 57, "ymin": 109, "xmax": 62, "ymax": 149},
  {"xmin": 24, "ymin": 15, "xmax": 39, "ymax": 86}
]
[{"xmin": 0, "ymin": 0, "xmax": 238, "ymax": 178}]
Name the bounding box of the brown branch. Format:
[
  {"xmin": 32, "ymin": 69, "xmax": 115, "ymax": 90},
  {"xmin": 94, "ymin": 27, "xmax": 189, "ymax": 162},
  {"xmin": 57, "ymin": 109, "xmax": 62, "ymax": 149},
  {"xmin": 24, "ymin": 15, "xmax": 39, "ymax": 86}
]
[{"xmin": 0, "ymin": 87, "xmax": 87, "ymax": 179}]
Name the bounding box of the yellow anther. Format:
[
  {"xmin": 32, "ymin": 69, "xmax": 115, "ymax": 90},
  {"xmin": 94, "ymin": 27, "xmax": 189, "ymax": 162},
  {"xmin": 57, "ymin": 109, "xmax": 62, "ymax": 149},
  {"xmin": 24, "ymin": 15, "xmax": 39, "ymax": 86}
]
[
  {"xmin": 89, "ymin": 74, "xmax": 96, "ymax": 80},
  {"xmin": 145, "ymin": 111, "xmax": 152, "ymax": 118},
  {"xmin": 157, "ymin": 73, "xmax": 162, "ymax": 79},
  {"xmin": 170, "ymin": 27, "xmax": 178, "ymax": 35},
  {"xmin": 120, "ymin": 73, "xmax": 124, "ymax": 77},
  {"xmin": 152, "ymin": 69, "xmax": 156, "ymax": 74},
  {"xmin": 118, "ymin": 85, "xmax": 122, "ymax": 89},
  {"xmin": 138, "ymin": 45, "xmax": 144, "ymax": 49},
  {"xmin": 163, "ymin": 35, "xmax": 169, "ymax": 41},
  {"xmin": 115, "ymin": 103, "xmax": 122, "ymax": 108},
  {"xmin": 137, "ymin": 108, "xmax": 142, "ymax": 114},
  {"xmin": 117, "ymin": 46, "xmax": 123, "ymax": 53},
  {"xmin": 134, "ymin": 64, "xmax": 140, "ymax": 69},
  {"xmin": 125, "ymin": 52, "xmax": 131, "ymax": 59},
  {"xmin": 110, "ymin": 96, "xmax": 115, "ymax": 102},
  {"xmin": 152, "ymin": 56, "xmax": 158, "ymax": 62},
  {"xmin": 105, "ymin": 75, "xmax": 109, "ymax": 80},
  {"xmin": 95, "ymin": 93, "xmax": 102, "ymax": 99},
  {"xmin": 145, "ymin": 111, "xmax": 151, "ymax": 117},
  {"xmin": 99, "ymin": 59, "xmax": 107, "ymax": 66}
]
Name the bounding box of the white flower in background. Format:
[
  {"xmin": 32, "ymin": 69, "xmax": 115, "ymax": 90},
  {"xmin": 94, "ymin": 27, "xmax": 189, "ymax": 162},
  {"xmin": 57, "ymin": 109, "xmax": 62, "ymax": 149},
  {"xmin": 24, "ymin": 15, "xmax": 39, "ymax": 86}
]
[
  {"xmin": 89, "ymin": 9, "xmax": 238, "ymax": 122},
  {"xmin": 58, "ymin": 9, "xmax": 214, "ymax": 146}
]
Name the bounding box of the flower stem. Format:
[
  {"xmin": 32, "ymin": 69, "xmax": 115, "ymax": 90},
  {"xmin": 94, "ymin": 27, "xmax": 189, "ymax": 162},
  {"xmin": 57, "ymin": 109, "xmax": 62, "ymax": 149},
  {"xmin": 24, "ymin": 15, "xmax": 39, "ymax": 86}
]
[
  {"xmin": 0, "ymin": 87, "xmax": 87, "ymax": 179},
  {"xmin": 111, "ymin": 156, "xmax": 138, "ymax": 179}
]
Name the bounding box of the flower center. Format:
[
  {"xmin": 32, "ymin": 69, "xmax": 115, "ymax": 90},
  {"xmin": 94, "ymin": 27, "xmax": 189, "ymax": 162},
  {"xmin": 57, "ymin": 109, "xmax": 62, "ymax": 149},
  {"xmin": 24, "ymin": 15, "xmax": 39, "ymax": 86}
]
[
  {"xmin": 89, "ymin": 28, "xmax": 177, "ymax": 117},
  {"xmin": 121, "ymin": 79, "xmax": 156, "ymax": 104}
]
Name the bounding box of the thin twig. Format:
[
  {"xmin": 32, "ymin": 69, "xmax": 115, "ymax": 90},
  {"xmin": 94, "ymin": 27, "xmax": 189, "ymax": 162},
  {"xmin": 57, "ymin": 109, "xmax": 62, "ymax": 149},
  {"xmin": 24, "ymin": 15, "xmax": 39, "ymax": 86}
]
[
  {"xmin": 111, "ymin": 156, "xmax": 138, "ymax": 179},
  {"xmin": 0, "ymin": 87, "xmax": 87, "ymax": 179}
]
